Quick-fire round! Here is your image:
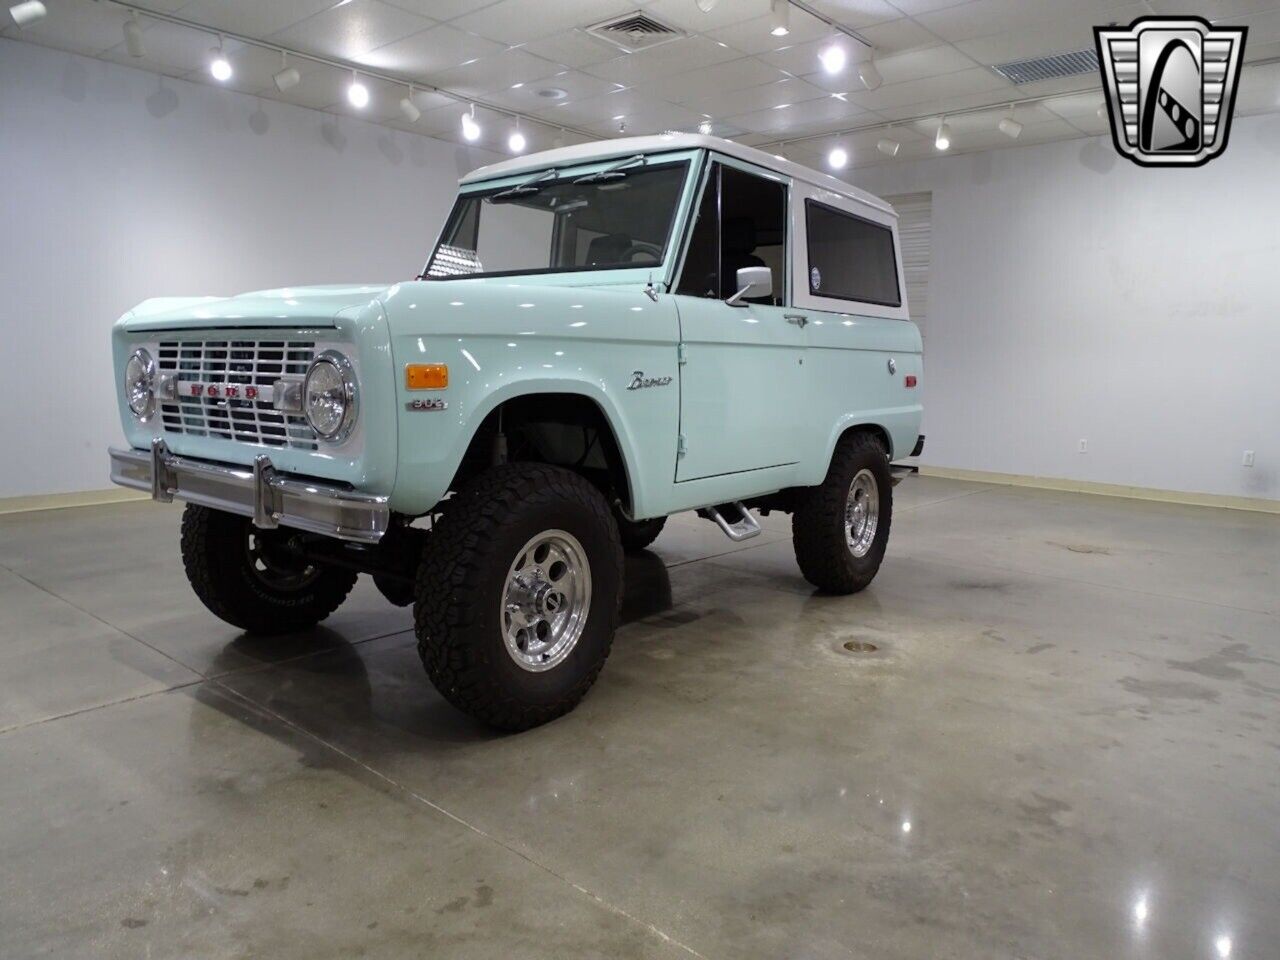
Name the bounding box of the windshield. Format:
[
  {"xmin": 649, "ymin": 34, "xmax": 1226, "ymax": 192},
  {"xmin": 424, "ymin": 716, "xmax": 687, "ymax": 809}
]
[{"xmin": 425, "ymin": 161, "xmax": 689, "ymax": 279}]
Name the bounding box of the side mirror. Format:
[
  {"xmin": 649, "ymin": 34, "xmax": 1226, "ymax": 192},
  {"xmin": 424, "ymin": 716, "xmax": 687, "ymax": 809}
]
[{"xmin": 726, "ymin": 265, "xmax": 772, "ymax": 306}]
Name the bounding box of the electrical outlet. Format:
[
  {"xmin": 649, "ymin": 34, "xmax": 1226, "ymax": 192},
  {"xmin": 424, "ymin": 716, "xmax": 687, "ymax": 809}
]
[
  {"xmin": 1243, "ymin": 450, "xmax": 1255, "ymax": 467},
  {"xmin": 1078, "ymin": 439, "xmax": 1088, "ymax": 454}
]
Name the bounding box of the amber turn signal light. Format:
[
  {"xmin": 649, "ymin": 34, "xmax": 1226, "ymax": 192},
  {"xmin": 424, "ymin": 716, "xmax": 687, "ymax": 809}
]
[{"xmin": 406, "ymin": 363, "xmax": 448, "ymax": 390}]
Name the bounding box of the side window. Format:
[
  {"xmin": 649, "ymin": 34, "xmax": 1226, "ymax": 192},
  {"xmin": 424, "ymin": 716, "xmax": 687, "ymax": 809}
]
[
  {"xmin": 719, "ymin": 165, "xmax": 786, "ymax": 305},
  {"xmin": 675, "ymin": 166, "xmax": 719, "ymax": 298},
  {"xmin": 675, "ymin": 161, "xmax": 787, "ymax": 305},
  {"xmin": 804, "ymin": 200, "xmax": 901, "ymax": 307}
]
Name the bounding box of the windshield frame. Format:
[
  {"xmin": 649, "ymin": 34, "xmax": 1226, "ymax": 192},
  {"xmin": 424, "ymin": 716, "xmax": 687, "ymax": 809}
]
[{"xmin": 421, "ymin": 150, "xmax": 702, "ymax": 284}]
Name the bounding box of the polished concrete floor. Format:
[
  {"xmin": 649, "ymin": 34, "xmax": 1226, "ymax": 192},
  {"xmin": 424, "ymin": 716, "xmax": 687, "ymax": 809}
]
[{"xmin": 1, "ymin": 477, "xmax": 1277, "ymax": 959}]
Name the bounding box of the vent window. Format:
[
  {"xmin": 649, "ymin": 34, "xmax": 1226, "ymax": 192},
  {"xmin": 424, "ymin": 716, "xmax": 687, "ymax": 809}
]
[
  {"xmin": 586, "ymin": 11, "xmax": 684, "ymax": 53},
  {"xmin": 991, "ymin": 48, "xmax": 1099, "ymax": 84}
]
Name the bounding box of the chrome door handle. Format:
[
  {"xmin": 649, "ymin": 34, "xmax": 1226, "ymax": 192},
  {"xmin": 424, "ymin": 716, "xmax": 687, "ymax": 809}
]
[{"xmin": 785, "ymin": 314, "xmax": 808, "ymax": 328}]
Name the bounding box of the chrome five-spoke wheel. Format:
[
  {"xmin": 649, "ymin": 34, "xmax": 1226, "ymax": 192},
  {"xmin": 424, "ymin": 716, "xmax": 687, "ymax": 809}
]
[
  {"xmin": 845, "ymin": 468, "xmax": 880, "ymax": 559},
  {"xmin": 502, "ymin": 529, "xmax": 592, "ymax": 672}
]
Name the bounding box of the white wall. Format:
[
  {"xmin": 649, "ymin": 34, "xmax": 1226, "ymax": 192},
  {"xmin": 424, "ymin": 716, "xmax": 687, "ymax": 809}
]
[
  {"xmin": 0, "ymin": 38, "xmax": 496, "ymax": 499},
  {"xmin": 853, "ymin": 117, "xmax": 1280, "ymax": 502}
]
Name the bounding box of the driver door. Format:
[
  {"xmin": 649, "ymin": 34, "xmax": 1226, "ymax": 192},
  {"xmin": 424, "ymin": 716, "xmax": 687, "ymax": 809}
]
[{"xmin": 672, "ymin": 158, "xmax": 806, "ymax": 482}]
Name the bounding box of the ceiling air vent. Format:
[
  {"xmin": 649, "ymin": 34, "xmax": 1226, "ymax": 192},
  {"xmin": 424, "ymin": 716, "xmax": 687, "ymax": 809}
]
[
  {"xmin": 991, "ymin": 47, "xmax": 1099, "ymax": 84},
  {"xmin": 586, "ymin": 11, "xmax": 684, "ymax": 54}
]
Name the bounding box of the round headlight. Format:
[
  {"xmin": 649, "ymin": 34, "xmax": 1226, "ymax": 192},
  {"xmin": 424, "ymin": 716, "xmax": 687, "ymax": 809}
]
[
  {"xmin": 124, "ymin": 348, "xmax": 156, "ymax": 420},
  {"xmin": 304, "ymin": 351, "xmax": 358, "ymax": 442}
]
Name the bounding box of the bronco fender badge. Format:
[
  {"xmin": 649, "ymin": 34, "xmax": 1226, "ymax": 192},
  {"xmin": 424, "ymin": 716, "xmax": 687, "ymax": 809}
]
[
  {"xmin": 407, "ymin": 398, "xmax": 448, "ymax": 411},
  {"xmin": 627, "ymin": 371, "xmax": 672, "ymax": 391}
]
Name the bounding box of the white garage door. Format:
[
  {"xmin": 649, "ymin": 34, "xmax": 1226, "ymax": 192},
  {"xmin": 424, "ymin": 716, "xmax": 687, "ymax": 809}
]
[{"xmin": 886, "ymin": 192, "xmax": 931, "ymax": 341}]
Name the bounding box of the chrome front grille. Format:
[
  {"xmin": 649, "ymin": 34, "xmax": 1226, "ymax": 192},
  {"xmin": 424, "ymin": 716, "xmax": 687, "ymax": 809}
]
[{"xmin": 157, "ymin": 339, "xmax": 318, "ymax": 450}]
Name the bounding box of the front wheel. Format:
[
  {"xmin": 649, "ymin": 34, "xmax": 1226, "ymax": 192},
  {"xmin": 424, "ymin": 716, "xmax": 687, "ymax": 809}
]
[
  {"xmin": 180, "ymin": 505, "xmax": 357, "ymax": 634},
  {"xmin": 791, "ymin": 432, "xmax": 893, "ymax": 594},
  {"xmin": 414, "ymin": 463, "xmax": 623, "ymax": 731}
]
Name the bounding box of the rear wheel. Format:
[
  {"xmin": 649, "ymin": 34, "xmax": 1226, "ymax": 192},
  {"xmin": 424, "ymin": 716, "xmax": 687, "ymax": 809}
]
[
  {"xmin": 414, "ymin": 463, "xmax": 623, "ymax": 731},
  {"xmin": 180, "ymin": 505, "xmax": 357, "ymax": 634},
  {"xmin": 792, "ymin": 432, "xmax": 893, "ymax": 594}
]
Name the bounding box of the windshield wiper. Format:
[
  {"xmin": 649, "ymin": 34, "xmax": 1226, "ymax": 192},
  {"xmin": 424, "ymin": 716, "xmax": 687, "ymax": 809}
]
[
  {"xmin": 573, "ymin": 154, "xmax": 646, "ymax": 184},
  {"xmin": 492, "ymin": 167, "xmax": 561, "ymax": 200}
]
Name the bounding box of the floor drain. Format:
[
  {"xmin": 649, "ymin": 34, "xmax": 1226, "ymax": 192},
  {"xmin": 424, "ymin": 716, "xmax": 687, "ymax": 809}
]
[{"xmin": 843, "ymin": 640, "xmax": 878, "ymax": 653}]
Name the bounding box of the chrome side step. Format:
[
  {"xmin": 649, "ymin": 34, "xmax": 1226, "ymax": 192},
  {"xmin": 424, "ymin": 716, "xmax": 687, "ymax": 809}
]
[
  {"xmin": 890, "ymin": 465, "xmax": 918, "ymax": 486},
  {"xmin": 696, "ymin": 501, "xmax": 762, "ymax": 542}
]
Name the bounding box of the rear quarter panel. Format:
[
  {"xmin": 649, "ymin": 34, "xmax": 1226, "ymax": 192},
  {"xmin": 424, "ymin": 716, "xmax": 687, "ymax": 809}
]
[{"xmin": 790, "ymin": 181, "xmax": 923, "ymax": 476}]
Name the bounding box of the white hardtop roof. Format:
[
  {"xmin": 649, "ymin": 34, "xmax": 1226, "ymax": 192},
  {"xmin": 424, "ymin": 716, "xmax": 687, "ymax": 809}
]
[{"xmin": 459, "ymin": 134, "xmax": 894, "ymax": 217}]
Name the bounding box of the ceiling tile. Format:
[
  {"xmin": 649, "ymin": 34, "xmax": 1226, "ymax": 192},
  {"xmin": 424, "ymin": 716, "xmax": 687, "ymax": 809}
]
[
  {"xmin": 952, "ymin": 4, "xmax": 1148, "ymax": 66},
  {"xmin": 427, "ymin": 46, "xmax": 562, "ymax": 97},
  {"xmin": 1234, "ymin": 59, "xmax": 1280, "ymax": 114},
  {"xmin": 353, "ymin": 23, "xmax": 503, "ymax": 76},
  {"xmin": 682, "ymin": 76, "xmax": 829, "ymax": 118},
  {"xmin": 1041, "ymin": 90, "xmax": 1108, "ymax": 120},
  {"xmin": 451, "ymin": 0, "xmax": 633, "ymax": 46},
  {"xmin": 1234, "ymin": 7, "xmax": 1280, "ymax": 44},
  {"xmin": 864, "ymin": 43, "xmax": 975, "ymax": 83},
  {"xmin": 886, "ymin": 0, "xmax": 978, "ymax": 13},
  {"xmin": 705, "ymin": 9, "xmax": 834, "ymax": 56},
  {"xmin": 640, "ymin": 0, "xmax": 773, "ymax": 33},
  {"xmin": 842, "ymin": 65, "xmax": 1011, "ymax": 111},
  {"xmin": 1145, "ymin": 0, "xmax": 1280, "ymax": 15},
  {"xmin": 529, "ymin": 89, "xmax": 675, "ymax": 126},
  {"xmin": 580, "ymin": 35, "xmax": 742, "ymax": 85},
  {"xmin": 640, "ymin": 56, "xmax": 788, "ymax": 103},
  {"xmin": 581, "ymin": 102, "xmax": 704, "ymax": 136},
  {"xmin": 913, "ymin": 0, "xmax": 1136, "ymax": 44},
  {"xmin": 380, "ymin": 0, "xmax": 505, "ymax": 21},
  {"xmin": 482, "ymin": 69, "xmax": 620, "ymax": 111},
  {"xmin": 269, "ymin": 0, "xmax": 436, "ymax": 61},
  {"xmin": 176, "ymin": 0, "xmax": 343, "ymax": 38},
  {"xmin": 518, "ymin": 29, "xmax": 621, "ymax": 68},
  {"xmin": 725, "ymin": 95, "xmax": 866, "ymax": 135},
  {"xmin": 798, "ymin": 0, "xmax": 904, "ymax": 28},
  {"xmin": 871, "ymin": 83, "xmax": 1022, "ymax": 119},
  {"xmin": 852, "ymin": 16, "xmax": 946, "ymax": 53}
]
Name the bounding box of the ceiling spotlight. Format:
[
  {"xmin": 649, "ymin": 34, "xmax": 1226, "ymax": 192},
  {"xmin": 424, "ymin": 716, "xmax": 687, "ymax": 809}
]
[
  {"xmin": 998, "ymin": 106, "xmax": 1023, "ymax": 139},
  {"xmin": 769, "ymin": 0, "xmax": 790, "ymax": 37},
  {"xmin": 698, "ymin": 119, "xmax": 713, "ymax": 135},
  {"xmin": 508, "ymin": 125, "xmax": 526, "ymax": 153},
  {"xmin": 695, "ymin": 0, "xmax": 719, "ymax": 11},
  {"xmin": 827, "ymin": 147, "xmax": 848, "ymax": 169},
  {"xmin": 9, "ymin": 1, "xmax": 45, "ymax": 28},
  {"xmin": 123, "ymin": 11, "xmax": 144, "ymax": 58},
  {"xmin": 877, "ymin": 137, "xmax": 900, "ymax": 157},
  {"xmin": 400, "ymin": 87, "xmax": 420, "ymax": 123},
  {"xmin": 347, "ymin": 71, "xmax": 369, "ymax": 108},
  {"xmin": 935, "ymin": 118, "xmax": 951, "ymax": 150},
  {"xmin": 273, "ymin": 51, "xmax": 300, "ymax": 92},
  {"xmin": 819, "ymin": 44, "xmax": 846, "ymax": 75},
  {"xmin": 857, "ymin": 58, "xmax": 882, "ymax": 91},
  {"xmin": 208, "ymin": 38, "xmax": 232, "ymax": 82},
  {"xmin": 461, "ymin": 105, "xmax": 481, "ymax": 142}
]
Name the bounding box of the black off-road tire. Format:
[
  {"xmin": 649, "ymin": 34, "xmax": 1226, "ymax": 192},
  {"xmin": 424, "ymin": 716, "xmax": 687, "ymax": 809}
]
[
  {"xmin": 616, "ymin": 515, "xmax": 666, "ymax": 553},
  {"xmin": 414, "ymin": 463, "xmax": 623, "ymax": 731},
  {"xmin": 792, "ymin": 432, "xmax": 893, "ymax": 595},
  {"xmin": 180, "ymin": 505, "xmax": 357, "ymax": 634}
]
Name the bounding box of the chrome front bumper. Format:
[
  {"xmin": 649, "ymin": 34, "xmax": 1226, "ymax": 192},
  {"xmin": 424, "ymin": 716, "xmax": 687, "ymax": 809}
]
[{"xmin": 109, "ymin": 440, "xmax": 390, "ymax": 544}]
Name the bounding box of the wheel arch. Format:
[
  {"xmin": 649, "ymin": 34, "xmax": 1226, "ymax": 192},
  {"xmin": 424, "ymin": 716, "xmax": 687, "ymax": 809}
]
[{"xmin": 448, "ymin": 385, "xmax": 640, "ymax": 515}]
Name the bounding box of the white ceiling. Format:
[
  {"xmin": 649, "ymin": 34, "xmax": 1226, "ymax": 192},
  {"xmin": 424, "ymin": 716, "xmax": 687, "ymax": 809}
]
[{"xmin": 6, "ymin": 0, "xmax": 1280, "ymax": 167}]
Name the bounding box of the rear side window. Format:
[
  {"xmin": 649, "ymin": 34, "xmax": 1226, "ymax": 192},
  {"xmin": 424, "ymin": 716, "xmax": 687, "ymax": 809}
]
[{"xmin": 804, "ymin": 200, "xmax": 901, "ymax": 307}]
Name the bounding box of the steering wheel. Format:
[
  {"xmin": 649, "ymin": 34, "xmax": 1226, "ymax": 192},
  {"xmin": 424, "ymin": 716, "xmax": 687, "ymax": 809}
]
[{"xmin": 622, "ymin": 240, "xmax": 662, "ymax": 263}]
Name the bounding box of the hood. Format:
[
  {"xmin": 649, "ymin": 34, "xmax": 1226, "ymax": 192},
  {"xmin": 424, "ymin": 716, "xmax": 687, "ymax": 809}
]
[{"xmin": 117, "ymin": 283, "xmax": 394, "ymax": 331}]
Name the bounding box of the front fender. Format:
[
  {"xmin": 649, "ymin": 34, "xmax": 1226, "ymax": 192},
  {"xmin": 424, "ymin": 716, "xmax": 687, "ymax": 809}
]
[{"xmin": 382, "ymin": 280, "xmax": 681, "ymax": 517}]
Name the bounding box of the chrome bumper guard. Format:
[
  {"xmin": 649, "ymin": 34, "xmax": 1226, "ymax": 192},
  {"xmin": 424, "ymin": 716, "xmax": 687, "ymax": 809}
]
[{"xmin": 109, "ymin": 440, "xmax": 390, "ymax": 544}]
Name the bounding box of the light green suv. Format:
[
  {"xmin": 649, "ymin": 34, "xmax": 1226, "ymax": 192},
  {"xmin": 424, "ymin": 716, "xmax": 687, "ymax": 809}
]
[{"xmin": 109, "ymin": 134, "xmax": 923, "ymax": 730}]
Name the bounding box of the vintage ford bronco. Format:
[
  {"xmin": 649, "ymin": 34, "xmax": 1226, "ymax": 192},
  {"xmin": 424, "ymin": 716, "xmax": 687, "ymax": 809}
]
[{"xmin": 109, "ymin": 134, "xmax": 923, "ymax": 730}]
